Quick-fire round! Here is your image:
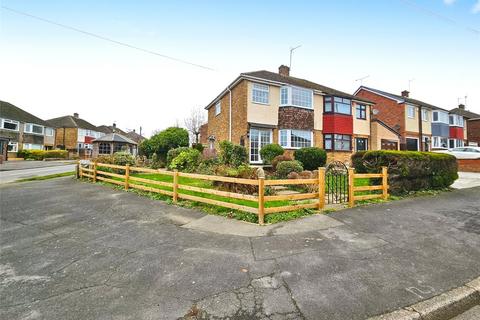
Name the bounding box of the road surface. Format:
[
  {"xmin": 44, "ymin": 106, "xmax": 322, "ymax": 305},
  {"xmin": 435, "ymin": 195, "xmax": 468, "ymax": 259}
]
[{"xmin": 0, "ymin": 164, "xmax": 75, "ymax": 183}]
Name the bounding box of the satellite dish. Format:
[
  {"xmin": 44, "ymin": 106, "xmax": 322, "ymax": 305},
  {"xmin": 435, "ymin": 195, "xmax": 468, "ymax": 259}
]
[{"xmin": 372, "ymin": 109, "xmax": 380, "ymax": 115}]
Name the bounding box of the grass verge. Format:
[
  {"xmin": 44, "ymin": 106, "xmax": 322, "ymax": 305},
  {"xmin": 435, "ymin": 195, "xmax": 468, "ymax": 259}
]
[{"xmin": 15, "ymin": 171, "xmax": 75, "ymax": 182}]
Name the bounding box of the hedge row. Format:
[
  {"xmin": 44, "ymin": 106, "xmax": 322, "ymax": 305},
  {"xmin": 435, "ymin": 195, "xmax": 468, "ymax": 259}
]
[
  {"xmin": 18, "ymin": 149, "xmax": 68, "ymax": 160},
  {"xmin": 351, "ymin": 150, "xmax": 458, "ymax": 195}
]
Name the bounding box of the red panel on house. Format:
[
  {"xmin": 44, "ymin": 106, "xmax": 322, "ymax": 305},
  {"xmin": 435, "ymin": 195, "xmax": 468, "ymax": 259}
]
[
  {"xmin": 84, "ymin": 136, "xmax": 95, "ymax": 143},
  {"xmin": 449, "ymin": 127, "xmax": 464, "ymax": 139},
  {"xmin": 323, "ymin": 114, "xmax": 353, "ymax": 134}
]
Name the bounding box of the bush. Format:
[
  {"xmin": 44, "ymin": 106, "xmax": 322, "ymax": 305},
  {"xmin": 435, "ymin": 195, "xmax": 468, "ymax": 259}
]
[
  {"xmin": 166, "ymin": 147, "xmax": 190, "ymax": 168},
  {"xmin": 351, "ymin": 150, "xmax": 458, "ymax": 195},
  {"xmin": 192, "ymin": 143, "xmax": 204, "ymax": 153},
  {"xmin": 294, "ymin": 147, "xmax": 327, "ymax": 171},
  {"xmin": 18, "ymin": 149, "xmax": 68, "ymax": 160},
  {"xmin": 271, "ymin": 154, "xmax": 293, "ymax": 170},
  {"xmin": 260, "ymin": 144, "xmax": 284, "ymax": 164},
  {"xmin": 219, "ymin": 141, "xmax": 247, "ymax": 167},
  {"xmin": 214, "ymin": 164, "xmax": 258, "ymax": 194},
  {"xmin": 276, "ymin": 160, "xmax": 303, "ymax": 178},
  {"xmin": 169, "ymin": 148, "xmax": 201, "ymax": 172},
  {"xmin": 145, "ymin": 127, "xmax": 189, "ymax": 161},
  {"xmin": 112, "ymin": 152, "xmax": 135, "ymax": 166}
]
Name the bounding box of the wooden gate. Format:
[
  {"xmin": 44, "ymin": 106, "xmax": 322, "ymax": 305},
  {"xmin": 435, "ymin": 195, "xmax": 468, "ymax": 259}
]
[{"xmin": 325, "ymin": 161, "xmax": 349, "ymax": 204}]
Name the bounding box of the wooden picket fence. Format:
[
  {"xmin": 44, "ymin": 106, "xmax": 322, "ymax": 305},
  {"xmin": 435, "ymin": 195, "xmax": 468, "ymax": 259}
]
[
  {"xmin": 77, "ymin": 162, "xmax": 388, "ymax": 225},
  {"xmin": 348, "ymin": 167, "xmax": 388, "ymax": 207}
]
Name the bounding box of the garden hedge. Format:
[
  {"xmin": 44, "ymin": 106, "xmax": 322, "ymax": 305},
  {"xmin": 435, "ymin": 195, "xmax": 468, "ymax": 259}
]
[
  {"xmin": 18, "ymin": 149, "xmax": 68, "ymax": 160},
  {"xmin": 351, "ymin": 150, "xmax": 458, "ymax": 195},
  {"xmin": 294, "ymin": 147, "xmax": 327, "ymax": 171}
]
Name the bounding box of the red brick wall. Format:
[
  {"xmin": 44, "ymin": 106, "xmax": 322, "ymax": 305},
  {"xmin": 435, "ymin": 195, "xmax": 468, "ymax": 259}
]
[
  {"xmin": 449, "ymin": 127, "xmax": 464, "ymax": 139},
  {"xmin": 355, "ymin": 89, "xmax": 405, "ymax": 142},
  {"xmin": 323, "ymin": 114, "xmax": 353, "ymax": 134},
  {"xmin": 467, "ymin": 119, "xmax": 480, "ymax": 145},
  {"xmin": 278, "ymin": 107, "xmax": 314, "ymax": 130},
  {"xmin": 457, "ymin": 159, "xmax": 480, "ymax": 172}
]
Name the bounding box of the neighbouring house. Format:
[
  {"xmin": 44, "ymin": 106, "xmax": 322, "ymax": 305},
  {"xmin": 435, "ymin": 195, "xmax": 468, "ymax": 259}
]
[
  {"xmin": 98, "ymin": 123, "xmax": 145, "ymax": 144},
  {"xmin": 97, "ymin": 123, "xmax": 127, "ymax": 135},
  {"xmin": 354, "ymin": 87, "xmax": 451, "ymax": 151},
  {"xmin": 92, "ymin": 133, "xmax": 138, "ymax": 158},
  {"xmin": 0, "ymin": 100, "xmax": 56, "ymax": 159},
  {"xmin": 370, "ymin": 119, "xmax": 401, "ymax": 150},
  {"xmin": 47, "ymin": 113, "xmax": 104, "ymax": 158},
  {"xmin": 201, "ymin": 65, "xmax": 375, "ymax": 164},
  {"xmin": 124, "ymin": 129, "xmax": 146, "ymax": 144},
  {"xmin": 449, "ymin": 104, "xmax": 480, "ymax": 147}
]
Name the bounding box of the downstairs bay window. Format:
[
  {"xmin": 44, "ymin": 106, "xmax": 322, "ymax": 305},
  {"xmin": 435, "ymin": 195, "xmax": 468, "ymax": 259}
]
[
  {"xmin": 279, "ymin": 129, "xmax": 313, "ymax": 149},
  {"xmin": 324, "ymin": 134, "xmax": 351, "ymax": 151},
  {"xmin": 432, "ymin": 136, "xmax": 448, "ymax": 149}
]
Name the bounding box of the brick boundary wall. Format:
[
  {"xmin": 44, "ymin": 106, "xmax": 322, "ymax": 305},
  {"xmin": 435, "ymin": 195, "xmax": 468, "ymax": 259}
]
[{"xmin": 457, "ymin": 159, "xmax": 480, "ymax": 173}]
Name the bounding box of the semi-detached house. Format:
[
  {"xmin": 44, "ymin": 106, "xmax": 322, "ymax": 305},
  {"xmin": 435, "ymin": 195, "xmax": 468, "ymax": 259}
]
[{"xmin": 201, "ymin": 65, "xmax": 385, "ymax": 164}]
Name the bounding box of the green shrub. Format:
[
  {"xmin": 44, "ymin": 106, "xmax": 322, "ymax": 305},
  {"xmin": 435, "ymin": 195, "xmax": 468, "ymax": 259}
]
[
  {"xmin": 271, "ymin": 154, "xmax": 293, "ymax": 170},
  {"xmin": 94, "ymin": 154, "xmax": 115, "ymax": 164},
  {"xmin": 260, "ymin": 144, "xmax": 284, "ymax": 164},
  {"xmin": 214, "ymin": 164, "xmax": 258, "ymax": 194},
  {"xmin": 276, "ymin": 160, "xmax": 303, "ymax": 178},
  {"xmin": 219, "ymin": 141, "xmax": 247, "ymax": 167},
  {"xmin": 294, "ymin": 147, "xmax": 327, "ymax": 170},
  {"xmin": 166, "ymin": 147, "xmax": 190, "ymax": 168},
  {"xmin": 144, "ymin": 127, "xmax": 189, "ymax": 161},
  {"xmin": 351, "ymin": 150, "xmax": 458, "ymax": 195},
  {"xmin": 113, "ymin": 152, "xmax": 135, "ymax": 166},
  {"xmin": 192, "ymin": 143, "xmax": 205, "ymax": 153},
  {"xmin": 18, "ymin": 149, "xmax": 68, "ymax": 160},
  {"xmin": 169, "ymin": 148, "xmax": 201, "ymax": 172}
]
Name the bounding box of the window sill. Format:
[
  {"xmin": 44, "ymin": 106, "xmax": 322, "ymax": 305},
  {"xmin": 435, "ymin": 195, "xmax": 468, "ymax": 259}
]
[
  {"xmin": 1, "ymin": 128, "xmax": 20, "ymax": 132},
  {"xmin": 279, "ymin": 105, "xmax": 314, "ymax": 111},
  {"xmin": 24, "ymin": 132, "xmax": 45, "ymax": 136},
  {"xmin": 324, "ymin": 112, "xmax": 352, "ymax": 116},
  {"xmin": 252, "ymin": 101, "xmax": 270, "ymax": 106},
  {"xmin": 325, "ymin": 149, "xmax": 353, "ymax": 153}
]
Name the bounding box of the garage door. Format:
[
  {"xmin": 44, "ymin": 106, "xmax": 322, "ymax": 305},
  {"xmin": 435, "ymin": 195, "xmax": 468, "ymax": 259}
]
[{"xmin": 381, "ymin": 139, "xmax": 398, "ymax": 150}]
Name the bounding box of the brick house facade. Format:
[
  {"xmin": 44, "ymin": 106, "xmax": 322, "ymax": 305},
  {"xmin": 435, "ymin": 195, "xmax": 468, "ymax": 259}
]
[
  {"xmin": 203, "ymin": 66, "xmax": 376, "ymax": 164},
  {"xmin": 467, "ymin": 118, "xmax": 480, "ymax": 146},
  {"xmin": 449, "ymin": 105, "xmax": 480, "ymax": 147}
]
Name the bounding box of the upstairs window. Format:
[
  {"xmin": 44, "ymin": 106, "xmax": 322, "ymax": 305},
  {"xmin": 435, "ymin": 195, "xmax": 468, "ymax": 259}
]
[
  {"xmin": 356, "ymin": 104, "xmax": 367, "ymax": 119},
  {"xmin": 45, "ymin": 127, "xmax": 55, "ymax": 136},
  {"xmin": 421, "ymin": 109, "xmax": 429, "ymax": 121},
  {"xmin": 449, "ymin": 114, "xmax": 464, "ymax": 127},
  {"xmin": 215, "ymin": 102, "xmax": 221, "ymax": 116},
  {"xmin": 24, "ymin": 123, "xmax": 44, "ymax": 135},
  {"xmin": 280, "ymin": 86, "xmax": 313, "ymax": 109},
  {"xmin": 407, "ymin": 106, "xmax": 415, "ymax": 118},
  {"xmin": 433, "ymin": 111, "xmax": 449, "ymax": 123},
  {"xmin": 252, "ymin": 83, "xmax": 269, "ymax": 104},
  {"xmin": 324, "ymin": 97, "xmax": 352, "ymax": 115},
  {"xmin": 1, "ymin": 119, "xmax": 19, "ymax": 131}
]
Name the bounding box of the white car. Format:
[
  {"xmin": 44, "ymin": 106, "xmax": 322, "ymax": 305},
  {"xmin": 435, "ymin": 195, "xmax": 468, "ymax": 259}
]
[{"xmin": 434, "ymin": 147, "xmax": 480, "ymax": 159}]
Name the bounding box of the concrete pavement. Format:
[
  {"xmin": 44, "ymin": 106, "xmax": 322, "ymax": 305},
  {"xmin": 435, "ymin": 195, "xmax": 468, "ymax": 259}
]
[
  {"xmin": 0, "ymin": 178, "xmax": 479, "ymax": 319},
  {"xmin": 452, "ymin": 172, "xmax": 480, "ymax": 189},
  {"xmin": 0, "ymin": 160, "xmax": 76, "ymax": 171},
  {"xmin": 0, "ymin": 162, "xmax": 76, "ymax": 183}
]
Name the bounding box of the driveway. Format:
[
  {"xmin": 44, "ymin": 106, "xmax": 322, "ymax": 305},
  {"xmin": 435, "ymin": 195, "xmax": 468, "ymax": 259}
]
[
  {"xmin": 0, "ymin": 161, "xmax": 76, "ymax": 184},
  {"xmin": 1, "ymin": 178, "xmax": 479, "ymax": 319}
]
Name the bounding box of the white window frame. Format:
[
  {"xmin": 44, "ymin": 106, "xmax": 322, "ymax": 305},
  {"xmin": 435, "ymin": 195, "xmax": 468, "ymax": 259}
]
[
  {"xmin": 7, "ymin": 141, "xmax": 18, "ymax": 152},
  {"xmin": 251, "ymin": 83, "xmax": 270, "ymax": 105},
  {"xmin": 432, "ymin": 111, "xmax": 449, "ymax": 124},
  {"xmin": 407, "ymin": 106, "xmax": 415, "ymax": 119},
  {"xmin": 421, "ymin": 109, "xmax": 429, "ymax": 122},
  {"xmin": 279, "ymin": 86, "xmax": 314, "ymax": 110},
  {"xmin": 22, "ymin": 143, "xmax": 43, "ymax": 150},
  {"xmin": 45, "ymin": 127, "xmax": 55, "ymax": 136},
  {"xmin": 215, "ymin": 102, "xmax": 221, "ymax": 116},
  {"xmin": 249, "ymin": 128, "xmax": 272, "ymax": 164},
  {"xmin": 432, "ymin": 136, "xmax": 448, "ymax": 149},
  {"xmin": 1, "ymin": 118, "xmax": 20, "ymax": 131},
  {"xmin": 24, "ymin": 123, "xmax": 45, "ymax": 135},
  {"xmin": 278, "ymin": 129, "xmax": 313, "ymax": 149},
  {"xmin": 449, "ymin": 114, "xmax": 464, "ymax": 127}
]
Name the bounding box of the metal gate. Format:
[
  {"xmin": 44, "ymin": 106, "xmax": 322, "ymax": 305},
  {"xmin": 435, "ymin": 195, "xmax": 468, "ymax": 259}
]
[{"xmin": 325, "ymin": 161, "xmax": 349, "ymax": 204}]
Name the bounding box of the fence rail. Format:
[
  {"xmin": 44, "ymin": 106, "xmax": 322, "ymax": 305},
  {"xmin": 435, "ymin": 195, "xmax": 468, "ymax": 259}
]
[
  {"xmin": 348, "ymin": 166, "xmax": 388, "ymax": 207},
  {"xmin": 77, "ymin": 162, "xmax": 388, "ymax": 224}
]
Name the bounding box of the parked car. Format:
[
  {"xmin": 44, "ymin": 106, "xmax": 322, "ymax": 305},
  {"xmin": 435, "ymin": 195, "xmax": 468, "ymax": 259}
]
[{"xmin": 433, "ymin": 147, "xmax": 480, "ymax": 159}]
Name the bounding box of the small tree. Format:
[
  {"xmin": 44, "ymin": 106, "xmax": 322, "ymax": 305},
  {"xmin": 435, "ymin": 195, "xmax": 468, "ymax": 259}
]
[
  {"xmin": 148, "ymin": 127, "xmax": 189, "ymax": 161},
  {"xmin": 184, "ymin": 107, "xmax": 206, "ymax": 144}
]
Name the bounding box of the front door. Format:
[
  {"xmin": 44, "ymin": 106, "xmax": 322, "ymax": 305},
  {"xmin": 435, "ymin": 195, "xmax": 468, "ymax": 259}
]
[
  {"xmin": 406, "ymin": 138, "xmax": 419, "ymax": 151},
  {"xmin": 249, "ymin": 128, "xmax": 272, "ymax": 164}
]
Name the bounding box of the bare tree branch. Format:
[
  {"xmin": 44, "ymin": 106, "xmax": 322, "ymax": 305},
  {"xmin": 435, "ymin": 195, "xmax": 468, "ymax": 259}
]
[{"xmin": 184, "ymin": 107, "xmax": 206, "ymax": 144}]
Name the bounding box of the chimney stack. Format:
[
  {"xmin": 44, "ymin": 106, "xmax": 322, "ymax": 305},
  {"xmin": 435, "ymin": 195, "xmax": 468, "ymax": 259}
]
[
  {"xmin": 279, "ymin": 65, "xmax": 290, "ymax": 77},
  {"xmin": 401, "ymin": 90, "xmax": 409, "ymax": 98},
  {"xmin": 458, "ymin": 104, "xmax": 465, "ymax": 110},
  {"xmin": 73, "ymin": 112, "xmax": 79, "ymax": 118}
]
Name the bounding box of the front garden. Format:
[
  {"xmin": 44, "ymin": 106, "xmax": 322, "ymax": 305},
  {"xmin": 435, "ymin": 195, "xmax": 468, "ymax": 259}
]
[{"xmin": 78, "ymin": 126, "xmax": 459, "ymax": 224}]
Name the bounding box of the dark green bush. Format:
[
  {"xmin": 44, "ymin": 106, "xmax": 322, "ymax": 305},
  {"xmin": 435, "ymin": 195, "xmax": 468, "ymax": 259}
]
[
  {"xmin": 169, "ymin": 148, "xmax": 201, "ymax": 172},
  {"xmin": 214, "ymin": 164, "xmax": 258, "ymax": 194},
  {"xmin": 112, "ymin": 152, "xmax": 135, "ymax": 166},
  {"xmin": 166, "ymin": 147, "xmax": 190, "ymax": 168},
  {"xmin": 260, "ymin": 144, "xmax": 284, "ymax": 164},
  {"xmin": 276, "ymin": 160, "xmax": 303, "ymax": 178},
  {"xmin": 219, "ymin": 141, "xmax": 247, "ymax": 167},
  {"xmin": 192, "ymin": 143, "xmax": 205, "ymax": 153},
  {"xmin": 18, "ymin": 149, "xmax": 68, "ymax": 160},
  {"xmin": 143, "ymin": 127, "xmax": 189, "ymax": 161},
  {"xmin": 294, "ymin": 147, "xmax": 327, "ymax": 170},
  {"xmin": 351, "ymin": 150, "xmax": 458, "ymax": 195}
]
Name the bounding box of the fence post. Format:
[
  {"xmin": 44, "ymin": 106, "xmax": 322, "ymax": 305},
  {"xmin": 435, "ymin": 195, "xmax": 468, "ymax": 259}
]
[
  {"xmin": 318, "ymin": 167, "xmax": 325, "ymax": 210},
  {"xmin": 382, "ymin": 166, "xmax": 388, "ymax": 200},
  {"xmin": 173, "ymin": 170, "xmax": 179, "ymax": 203},
  {"xmin": 348, "ymin": 168, "xmax": 355, "ymax": 208},
  {"xmin": 93, "ymin": 161, "xmax": 97, "ymax": 182},
  {"xmin": 258, "ymin": 177, "xmax": 265, "ymax": 225},
  {"xmin": 76, "ymin": 160, "xmax": 80, "ymax": 179},
  {"xmin": 125, "ymin": 164, "xmax": 130, "ymax": 191}
]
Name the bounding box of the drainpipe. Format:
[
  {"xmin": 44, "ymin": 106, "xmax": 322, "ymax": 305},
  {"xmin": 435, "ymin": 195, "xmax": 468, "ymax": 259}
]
[
  {"xmin": 418, "ymin": 106, "xmax": 423, "ymax": 151},
  {"xmin": 228, "ymin": 86, "xmax": 232, "ymax": 142}
]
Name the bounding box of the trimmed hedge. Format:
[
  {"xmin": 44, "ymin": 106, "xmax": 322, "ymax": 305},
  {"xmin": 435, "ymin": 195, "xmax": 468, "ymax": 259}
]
[
  {"xmin": 294, "ymin": 147, "xmax": 327, "ymax": 171},
  {"xmin": 18, "ymin": 149, "xmax": 68, "ymax": 160},
  {"xmin": 351, "ymin": 150, "xmax": 458, "ymax": 195},
  {"xmin": 260, "ymin": 144, "xmax": 284, "ymax": 164},
  {"xmin": 276, "ymin": 160, "xmax": 303, "ymax": 178}
]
